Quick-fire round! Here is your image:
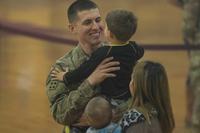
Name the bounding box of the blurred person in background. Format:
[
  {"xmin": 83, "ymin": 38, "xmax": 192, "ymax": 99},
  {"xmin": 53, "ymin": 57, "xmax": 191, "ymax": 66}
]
[{"xmin": 168, "ymin": 0, "xmax": 200, "ymax": 132}]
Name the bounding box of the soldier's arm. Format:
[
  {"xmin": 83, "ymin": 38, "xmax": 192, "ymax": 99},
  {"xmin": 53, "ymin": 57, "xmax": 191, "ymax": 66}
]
[{"xmin": 46, "ymin": 63, "xmax": 97, "ymax": 126}]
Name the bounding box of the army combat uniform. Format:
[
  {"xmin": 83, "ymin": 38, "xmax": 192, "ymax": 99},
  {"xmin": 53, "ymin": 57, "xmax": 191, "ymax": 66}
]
[
  {"xmin": 179, "ymin": 0, "xmax": 200, "ymax": 132},
  {"xmin": 46, "ymin": 45, "xmax": 98, "ymax": 132},
  {"xmin": 46, "ymin": 45, "xmax": 130, "ymax": 133}
]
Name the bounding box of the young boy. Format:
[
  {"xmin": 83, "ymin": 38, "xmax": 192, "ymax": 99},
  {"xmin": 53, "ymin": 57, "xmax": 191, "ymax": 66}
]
[
  {"xmin": 51, "ymin": 9, "xmax": 144, "ymax": 102},
  {"xmin": 85, "ymin": 96, "xmax": 121, "ymax": 133}
]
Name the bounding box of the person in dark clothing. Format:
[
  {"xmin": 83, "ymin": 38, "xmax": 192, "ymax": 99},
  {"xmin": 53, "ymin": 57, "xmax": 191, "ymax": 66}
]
[{"xmin": 51, "ymin": 9, "xmax": 144, "ymax": 101}]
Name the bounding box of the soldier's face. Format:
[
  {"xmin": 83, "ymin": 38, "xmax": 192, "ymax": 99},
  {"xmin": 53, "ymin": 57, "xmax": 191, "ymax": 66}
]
[{"xmin": 71, "ymin": 8, "xmax": 104, "ymax": 49}]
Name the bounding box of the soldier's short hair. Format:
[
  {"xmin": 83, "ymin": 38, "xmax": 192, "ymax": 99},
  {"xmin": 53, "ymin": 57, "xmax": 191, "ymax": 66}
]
[
  {"xmin": 67, "ymin": 0, "xmax": 98, "ymax": 23},
  {"xmin": 106, "ymin": 9, "xmax": 137, "ymax": 42},
  {"xmin": 85, "ymin": 96, "xmax": 112, "ymax": 129}
]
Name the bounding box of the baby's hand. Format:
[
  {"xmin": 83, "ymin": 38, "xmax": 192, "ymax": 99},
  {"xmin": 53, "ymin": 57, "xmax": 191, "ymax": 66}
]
[{"xmin": 51, "ymin": 67, "xmax": 68, "ymax": 81}]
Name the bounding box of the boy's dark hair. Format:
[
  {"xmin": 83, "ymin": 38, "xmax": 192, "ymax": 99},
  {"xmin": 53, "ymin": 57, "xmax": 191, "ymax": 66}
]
[
  {"xmin": 106, "ymin": 9, "xmax": 137, "ymax": 42},
  {"xmin": 67, "ymin": 0, "xmax": 98, "ymax": 23}
]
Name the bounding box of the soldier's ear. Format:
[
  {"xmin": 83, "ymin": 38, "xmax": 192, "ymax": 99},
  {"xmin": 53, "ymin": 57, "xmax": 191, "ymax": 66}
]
[{"xmin": 68, "ymin": 24, "xmax": 77, "ymax": 33}]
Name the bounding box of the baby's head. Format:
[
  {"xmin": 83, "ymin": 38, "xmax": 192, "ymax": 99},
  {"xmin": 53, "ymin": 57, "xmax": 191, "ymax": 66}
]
[
  {"xmin": 105, "ymin": 9, "xmax": 137, "ymax": 44},
  {"xmin": 85, "ymin": 96, "xmax": 112, "ymax": 129}
]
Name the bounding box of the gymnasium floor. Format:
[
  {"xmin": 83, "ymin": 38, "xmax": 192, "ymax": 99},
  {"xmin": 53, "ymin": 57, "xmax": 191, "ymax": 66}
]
[{"xmin": 0, "ymin": 0, "xmax": 190, "ymax": 132}]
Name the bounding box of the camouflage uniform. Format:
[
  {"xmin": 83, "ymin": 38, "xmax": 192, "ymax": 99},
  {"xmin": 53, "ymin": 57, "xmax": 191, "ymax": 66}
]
[
  {"xmin": 46, "ymin": 45, "xmax": 98, "ymax": 132},
  {"xmin": 46, "ymin": 45, "xmax": 130, "ymax": 132},
  {"xmin": 179, "ymin": 0, "xmax": 200, "ymax": 131}
]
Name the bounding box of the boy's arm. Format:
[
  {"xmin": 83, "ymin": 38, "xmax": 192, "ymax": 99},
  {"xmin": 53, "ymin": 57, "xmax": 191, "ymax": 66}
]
[
  {"xmin": 130, "ymin": 41, "xmax": 144, "ymax": 60},
  {"xmin": 63, "ymin": 47, "xmax": 109, "ymax": 86}
]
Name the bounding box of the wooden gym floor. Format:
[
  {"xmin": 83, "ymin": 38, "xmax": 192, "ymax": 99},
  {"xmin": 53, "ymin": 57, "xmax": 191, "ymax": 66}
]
[{"xmin": 0, "ymin": 0, "xmax": 191, "ymax": 133}]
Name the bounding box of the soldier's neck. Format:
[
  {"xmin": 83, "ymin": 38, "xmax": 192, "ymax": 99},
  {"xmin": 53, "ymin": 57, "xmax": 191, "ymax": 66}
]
[{"xmin": 80, "ymin": 43, "xmax": 101, "ymax": 56}]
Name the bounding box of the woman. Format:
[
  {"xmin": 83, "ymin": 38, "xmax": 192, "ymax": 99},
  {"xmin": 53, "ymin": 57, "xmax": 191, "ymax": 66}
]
[{"xmin": 120, "ymin": 61, "xmax": 175, "ymax": 133}]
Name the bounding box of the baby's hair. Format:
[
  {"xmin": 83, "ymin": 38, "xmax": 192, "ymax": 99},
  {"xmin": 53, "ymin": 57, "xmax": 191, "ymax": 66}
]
[{"xmin": 85, "ymin": 96, "xmax": 112, "ymax": 129}]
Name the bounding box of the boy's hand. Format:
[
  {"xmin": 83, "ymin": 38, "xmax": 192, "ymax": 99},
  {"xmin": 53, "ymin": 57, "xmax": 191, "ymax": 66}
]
[{"xmin": 51, "ymin": 67, "xmax": 68, "ymax": 81}]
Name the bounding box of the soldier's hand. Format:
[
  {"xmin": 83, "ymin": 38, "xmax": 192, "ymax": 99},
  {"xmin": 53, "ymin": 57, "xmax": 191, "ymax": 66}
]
[
  {"xmin": 72, "ymin": 112, "xmax": 89, "ymax": 127},
  {"xmin": 51, "ymin": 67, "xmax": 68, "ymax": 81},
  {"xmin": 87, "ymin": 57, "xmax": 120, "ymax": 86}
]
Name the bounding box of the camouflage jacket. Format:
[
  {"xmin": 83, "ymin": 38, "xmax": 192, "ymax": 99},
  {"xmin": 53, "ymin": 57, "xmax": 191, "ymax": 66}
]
[
  {"xmin": 46, "ymin": 44, "xmax": 131, "ymax": 128},
  {"xmin": 179, "ymin": 0, "xmax": 200, "ymax": 44},
  {"xmin": 46, "ymin": 45, "xmax": 98, "ymax": 126}
]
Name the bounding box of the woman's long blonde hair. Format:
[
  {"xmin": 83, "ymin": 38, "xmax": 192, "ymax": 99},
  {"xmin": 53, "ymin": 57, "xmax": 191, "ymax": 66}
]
[{"xmin": 130, "ymin": 61, "xmax": 175, "ymax": 133}]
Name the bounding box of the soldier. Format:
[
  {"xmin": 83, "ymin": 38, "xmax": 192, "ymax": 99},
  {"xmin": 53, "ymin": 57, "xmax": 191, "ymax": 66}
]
[
  {"xmin": 168, "ymin": 0, "xmax": 200, "ymax": 132},
  {"xmin": 46, "ymin": 0, "xmax": 120, "ymax": 133}
]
